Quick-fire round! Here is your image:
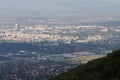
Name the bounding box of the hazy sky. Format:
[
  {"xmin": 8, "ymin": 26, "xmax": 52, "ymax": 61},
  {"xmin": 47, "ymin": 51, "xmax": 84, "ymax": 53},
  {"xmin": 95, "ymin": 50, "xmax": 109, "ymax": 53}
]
[{"xmin": 0, "ymin": 0, "xmax": 120, "ymax": 17}]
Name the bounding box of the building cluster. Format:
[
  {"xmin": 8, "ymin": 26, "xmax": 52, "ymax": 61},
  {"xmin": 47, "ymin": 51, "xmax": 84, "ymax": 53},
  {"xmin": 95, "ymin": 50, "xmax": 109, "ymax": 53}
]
[
  {"xmin": 0, "ymin": 25, "xmax": 106, "ymax": 43},
  {"xmin": 0, "ymin": 60, "xmax": 74, "ymax": 80}
]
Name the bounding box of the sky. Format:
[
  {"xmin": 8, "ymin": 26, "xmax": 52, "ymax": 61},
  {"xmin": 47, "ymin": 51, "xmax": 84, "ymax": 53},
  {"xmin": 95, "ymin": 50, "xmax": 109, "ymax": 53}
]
[{"xmin": 0, "ymin": 0, "xmax": 120, "ymax": 17}]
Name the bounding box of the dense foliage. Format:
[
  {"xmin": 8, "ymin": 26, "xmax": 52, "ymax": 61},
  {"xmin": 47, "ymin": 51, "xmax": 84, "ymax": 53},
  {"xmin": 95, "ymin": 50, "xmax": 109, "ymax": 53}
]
[{"xmin": 51, "ymin": 49, "xmax": 120, "ymax": 80}]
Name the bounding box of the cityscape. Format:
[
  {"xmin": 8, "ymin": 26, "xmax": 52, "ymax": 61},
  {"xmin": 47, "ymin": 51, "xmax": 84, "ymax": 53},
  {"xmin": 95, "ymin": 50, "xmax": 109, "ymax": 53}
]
[
  {"xmin": 0, "ymin": 22, "xmax": 120, "ymax": 43},
  {"xmin": 0, "ymin": 0, "xmax": 120, "ymax": 80},
  {"xmin": 0, "ymin": 17, "xmax": 120, "ymax": 79}
]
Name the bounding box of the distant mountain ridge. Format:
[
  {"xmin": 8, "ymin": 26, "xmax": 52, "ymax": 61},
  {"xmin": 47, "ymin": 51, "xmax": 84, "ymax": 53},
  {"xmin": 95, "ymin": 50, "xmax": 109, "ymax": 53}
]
[{"xmin": 51, "ymin": 49, "xmax": 120, "ymax": 80}]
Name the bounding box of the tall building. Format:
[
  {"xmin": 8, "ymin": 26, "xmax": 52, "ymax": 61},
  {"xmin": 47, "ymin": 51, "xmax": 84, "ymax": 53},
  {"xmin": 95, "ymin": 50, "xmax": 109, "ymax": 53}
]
[{"xmin": 15, "ymin": 24, "xmax": 19, "ymax": 31}]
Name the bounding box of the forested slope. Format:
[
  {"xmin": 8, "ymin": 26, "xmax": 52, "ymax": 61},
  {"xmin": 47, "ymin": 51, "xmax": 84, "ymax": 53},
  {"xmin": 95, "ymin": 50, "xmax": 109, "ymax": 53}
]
[{"xmin": 51, "ymin": 49, "xmax": 120, "ymax": 80}]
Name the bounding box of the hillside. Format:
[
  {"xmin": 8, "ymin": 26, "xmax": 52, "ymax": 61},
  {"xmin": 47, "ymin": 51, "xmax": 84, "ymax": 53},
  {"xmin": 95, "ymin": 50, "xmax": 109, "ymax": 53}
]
[{"xmin": 51, "ymin": 49, "xmax": 120, "ymax": 80}]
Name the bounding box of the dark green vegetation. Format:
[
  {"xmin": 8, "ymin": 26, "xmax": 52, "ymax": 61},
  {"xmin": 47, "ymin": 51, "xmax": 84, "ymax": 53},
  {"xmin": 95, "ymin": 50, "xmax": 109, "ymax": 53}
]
[{"xmin": 51, "ymin": 49, "xmax": 120, "ymax": 80}]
